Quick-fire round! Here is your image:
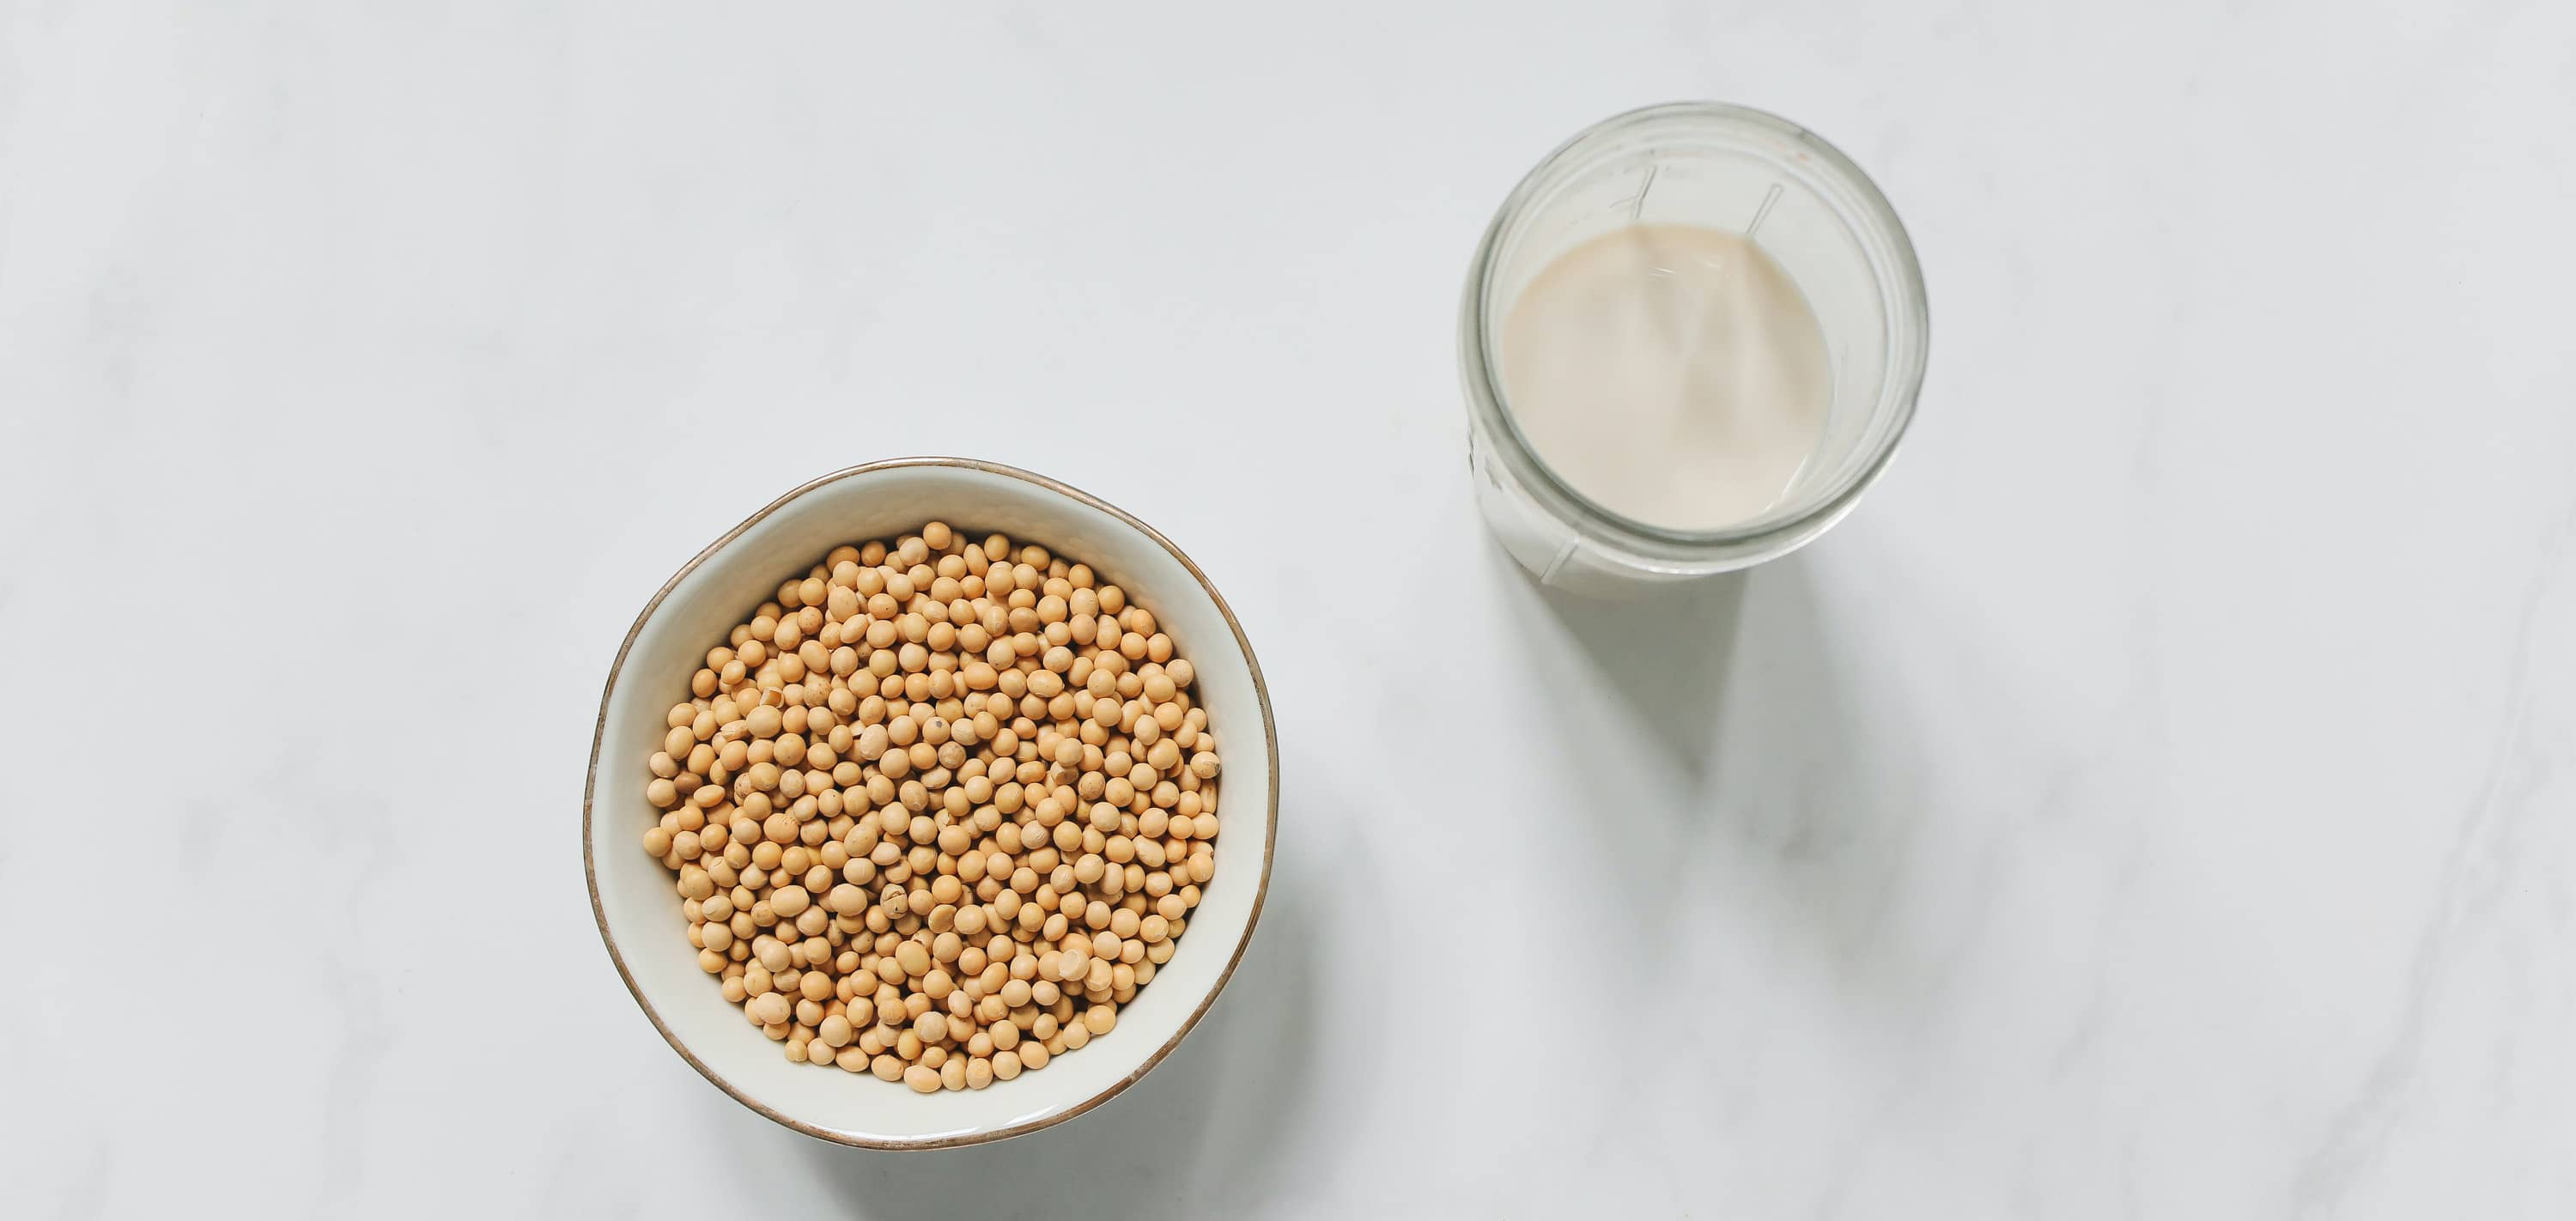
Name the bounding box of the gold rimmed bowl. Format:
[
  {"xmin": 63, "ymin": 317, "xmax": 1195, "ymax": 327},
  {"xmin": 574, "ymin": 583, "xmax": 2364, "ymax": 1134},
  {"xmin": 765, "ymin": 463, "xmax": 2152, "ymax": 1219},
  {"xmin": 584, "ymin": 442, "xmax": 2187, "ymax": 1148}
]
[{"xmin": 584, "ymin": 459, "xmax": 1278, "ymax": 1148}]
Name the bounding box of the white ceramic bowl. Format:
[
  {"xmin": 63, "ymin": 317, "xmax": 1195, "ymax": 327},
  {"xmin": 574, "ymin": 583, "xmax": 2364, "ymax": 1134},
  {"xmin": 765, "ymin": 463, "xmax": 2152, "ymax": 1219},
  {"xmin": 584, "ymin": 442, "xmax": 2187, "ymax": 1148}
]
[{"xmin": 585, "ymin": 459, "xmax": 1277, "ymax": 1149}]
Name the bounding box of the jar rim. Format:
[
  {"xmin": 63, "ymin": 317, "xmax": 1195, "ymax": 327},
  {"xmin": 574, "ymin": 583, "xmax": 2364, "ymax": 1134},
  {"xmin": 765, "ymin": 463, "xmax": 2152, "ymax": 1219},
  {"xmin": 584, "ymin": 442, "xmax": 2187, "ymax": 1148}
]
[{"xmin": 1460, "ymin": 100, "xmax": 1929, "ymax": 563}]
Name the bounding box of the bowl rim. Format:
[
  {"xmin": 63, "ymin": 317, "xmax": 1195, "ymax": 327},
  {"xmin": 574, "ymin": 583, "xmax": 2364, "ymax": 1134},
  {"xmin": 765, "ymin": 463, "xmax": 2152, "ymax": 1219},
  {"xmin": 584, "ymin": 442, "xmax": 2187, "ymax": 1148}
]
[{"xmin": 582, "ymin": 456, "xmax": 1280, "ymax": 1150}]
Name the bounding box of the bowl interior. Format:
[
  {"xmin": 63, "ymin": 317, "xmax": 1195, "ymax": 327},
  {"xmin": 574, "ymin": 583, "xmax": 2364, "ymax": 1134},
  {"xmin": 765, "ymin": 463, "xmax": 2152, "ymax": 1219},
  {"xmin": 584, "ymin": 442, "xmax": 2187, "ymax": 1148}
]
[{"xmin": 586, "ymin": 461, "xmax": 1275, "ymax": 1146}]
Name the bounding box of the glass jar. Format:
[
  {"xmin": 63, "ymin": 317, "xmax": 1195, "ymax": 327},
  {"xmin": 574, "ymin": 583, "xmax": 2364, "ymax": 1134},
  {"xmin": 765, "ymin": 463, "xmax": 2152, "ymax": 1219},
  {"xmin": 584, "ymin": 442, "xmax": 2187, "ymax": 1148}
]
[{"xmin": 1461, "ymin": 101, "xmax": 1929, "ymax": 596}]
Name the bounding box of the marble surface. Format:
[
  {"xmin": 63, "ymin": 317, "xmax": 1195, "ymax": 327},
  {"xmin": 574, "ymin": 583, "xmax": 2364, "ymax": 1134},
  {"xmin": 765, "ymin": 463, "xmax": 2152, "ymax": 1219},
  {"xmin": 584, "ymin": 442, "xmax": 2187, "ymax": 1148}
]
[{"xmin": 3, "ymin": 3, "xmax": 2572, "ymax": 1217}]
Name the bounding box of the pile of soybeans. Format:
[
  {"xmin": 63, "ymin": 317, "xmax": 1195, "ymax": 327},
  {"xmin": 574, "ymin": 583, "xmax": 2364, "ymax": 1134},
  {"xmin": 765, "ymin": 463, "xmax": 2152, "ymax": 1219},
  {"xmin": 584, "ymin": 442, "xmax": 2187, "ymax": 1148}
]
[{"xmin": 638, "ymin": 523, "xmax": 1223, "ymax": 1093}]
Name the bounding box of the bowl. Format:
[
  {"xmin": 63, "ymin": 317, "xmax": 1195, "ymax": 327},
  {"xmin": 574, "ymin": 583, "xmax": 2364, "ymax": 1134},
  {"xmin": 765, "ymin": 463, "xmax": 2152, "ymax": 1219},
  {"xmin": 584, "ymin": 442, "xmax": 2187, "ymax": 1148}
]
[{"xmin": 584, "ymin": 458, "xmax": 1278, "ymax": 1148}]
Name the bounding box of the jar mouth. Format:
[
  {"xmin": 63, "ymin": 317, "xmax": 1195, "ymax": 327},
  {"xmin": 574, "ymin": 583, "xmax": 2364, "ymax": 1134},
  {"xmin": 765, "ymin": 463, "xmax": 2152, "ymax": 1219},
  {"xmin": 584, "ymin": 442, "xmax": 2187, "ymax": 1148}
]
[{"xmin": 1461, "ymin": 101, "xmax": 1929, "ymax": 560}]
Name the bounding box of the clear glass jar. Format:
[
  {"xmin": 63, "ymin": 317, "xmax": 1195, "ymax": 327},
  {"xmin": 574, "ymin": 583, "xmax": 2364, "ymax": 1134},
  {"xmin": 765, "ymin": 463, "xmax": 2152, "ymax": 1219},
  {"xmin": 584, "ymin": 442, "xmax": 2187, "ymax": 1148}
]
[{"xmin": 1461, "ymin": 101, "xmax": 1929, "ymax": 596}]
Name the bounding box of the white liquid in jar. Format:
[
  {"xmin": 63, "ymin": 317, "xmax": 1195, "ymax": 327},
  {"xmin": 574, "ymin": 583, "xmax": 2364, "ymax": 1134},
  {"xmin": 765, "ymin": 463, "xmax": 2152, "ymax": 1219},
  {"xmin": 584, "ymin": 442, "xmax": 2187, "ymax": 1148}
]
[{"xmin": 1499, "ymin": 224, "xmax": 1831, "ymax": 532}]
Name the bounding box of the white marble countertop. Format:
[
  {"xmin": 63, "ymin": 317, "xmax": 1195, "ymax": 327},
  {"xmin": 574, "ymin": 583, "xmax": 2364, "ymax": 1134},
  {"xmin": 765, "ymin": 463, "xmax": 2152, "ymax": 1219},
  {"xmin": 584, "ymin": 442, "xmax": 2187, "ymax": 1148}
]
[{"xmin": 5, "ymin": 3, "xmax": 2572, "ymax": 1218}]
